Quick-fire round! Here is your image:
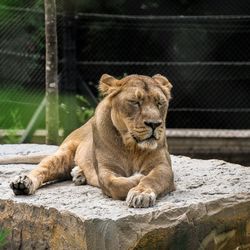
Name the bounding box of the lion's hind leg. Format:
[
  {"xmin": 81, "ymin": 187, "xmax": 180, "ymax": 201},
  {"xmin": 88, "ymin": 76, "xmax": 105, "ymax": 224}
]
[
  {"xmin": 10, "ymin": 143, "xmax": 77, "ymax": 195},
  {"xmin": 10, "ymin": 175, "xmax": 35, "ymax": 195},
  {"xmin": 71, "ymin": 166, "xmax": 86, "ymax": 185}
]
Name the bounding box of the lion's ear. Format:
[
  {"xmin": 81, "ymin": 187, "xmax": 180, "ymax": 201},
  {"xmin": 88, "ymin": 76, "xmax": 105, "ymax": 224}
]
[
  {"xmin": 152, "ymin": 74, "xmax": 172, "ymax": 99},
  {"xmin": 99, "ymin": 74, "xmax": 119, "ymax": 96}
]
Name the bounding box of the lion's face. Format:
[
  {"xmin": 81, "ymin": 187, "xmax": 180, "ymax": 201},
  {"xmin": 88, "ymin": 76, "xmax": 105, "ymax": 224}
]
[{"xmin": 99, "ymin": 74, "xmax": 172, "ymax": 150}]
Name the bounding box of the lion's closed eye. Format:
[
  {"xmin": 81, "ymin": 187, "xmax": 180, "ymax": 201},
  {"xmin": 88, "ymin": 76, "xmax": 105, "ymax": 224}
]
[
  {"xmin": 155, "ymin": 96, "xmax": 167, "ymax": 109},
  {"xmin": 128, "ymin": 100, "xmax": 141, "ymax": 107},
  {"xmin": 157, "ymin": 101, "xmax": 163, "ymax": 108},
  {"xmin": 157, "ymin": 100, "xmax": 167, "ymax": 109}
]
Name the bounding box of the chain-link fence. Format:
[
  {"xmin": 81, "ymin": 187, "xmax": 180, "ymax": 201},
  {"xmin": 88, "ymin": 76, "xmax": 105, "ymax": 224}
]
[
  {"xmin": 1, "ymin": 0, "xmax": 250, "ymax": 143},
  {"xmin": 0, "ymin": 1, "xmax": 45, "ymax": 143},
  {"xmin": 73, "ymin": 14, "xmax": 250, "ymax": 129}
]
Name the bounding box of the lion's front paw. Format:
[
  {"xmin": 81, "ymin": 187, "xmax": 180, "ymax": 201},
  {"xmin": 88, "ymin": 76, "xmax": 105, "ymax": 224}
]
[
  {"xmin": 126, "ymin": 187, "xmax": 156, "ymax": 208},
  {"xmin": 10, "ymin": 175, "xmax": 35, "ymax": 195},
  {"xmin": 71, "ymin": 166, "xmax": 86, "ymax": 186}
]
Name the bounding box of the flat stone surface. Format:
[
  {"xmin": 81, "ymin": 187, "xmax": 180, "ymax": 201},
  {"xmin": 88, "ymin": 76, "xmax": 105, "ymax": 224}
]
[
  {"xmin": 168, "ymin": 129, "xmax": 250, "ymax": 138},
  {"xmin": 0, "ymin": 144, "xmax": 249, "ymax": 249}
]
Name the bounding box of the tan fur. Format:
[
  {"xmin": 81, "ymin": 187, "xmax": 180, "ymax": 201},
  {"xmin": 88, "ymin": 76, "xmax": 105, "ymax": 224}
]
[
  {"xmin": 0, "ymin": 154, "xmax": 49, "ymax": 164},
  {"xmin": 9, "ymin": 74, "xmax": 175, "ymax": 208}
]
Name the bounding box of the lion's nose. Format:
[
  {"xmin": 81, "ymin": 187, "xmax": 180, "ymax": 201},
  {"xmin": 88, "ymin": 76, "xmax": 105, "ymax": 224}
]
[{"xmin": 144, "ymin": 121, "xmax": 162, "ymax": 130}]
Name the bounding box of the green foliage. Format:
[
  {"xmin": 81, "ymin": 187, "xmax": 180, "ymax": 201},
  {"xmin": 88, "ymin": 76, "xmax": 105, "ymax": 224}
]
[
  {"xmin": 0, "ymin": 0, "xmax": 44, "ymax": 24},
  {"xmin": 0, "ymin": 0, "xmax": 45, "ymax": 90},
  {"xmin": 60, "ymin": 95, "xmax": 94, "ymax": 126},
  {"xmin": 75, "ymin": 95, "xmax": 94, "ymax": 124},
  {"xmin": 0, "ymin": 87, "xmax": 44, "ymax": 129},
  {"xmin": 0, "ymin": 229, "xmax": 9, "ymax": 248},
  {"xmin": 3, "ymin": 109, "xmax": 24, "ymax": 144},
  {"xmin": 0, "ymin": 87, "xmax": 45, "ymax": 144},
  {"xmin": 60, "ymin": 95, "xmax": 94, "ymax": 138},
  {"xmin": 0, "ymin": 0, "xmax": 43, "ymax": 60}
]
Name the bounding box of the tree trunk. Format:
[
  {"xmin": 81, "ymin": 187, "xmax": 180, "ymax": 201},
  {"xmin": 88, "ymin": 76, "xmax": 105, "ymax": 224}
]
[{"xmin": 44, "ymin": 0, "xmax": 59, "ymax": 144}]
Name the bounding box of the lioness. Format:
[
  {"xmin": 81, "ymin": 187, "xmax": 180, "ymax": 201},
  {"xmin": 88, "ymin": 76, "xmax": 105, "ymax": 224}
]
[{"xmin": 9, "ymin": 74, "xmax": 175, "ymax": 208}]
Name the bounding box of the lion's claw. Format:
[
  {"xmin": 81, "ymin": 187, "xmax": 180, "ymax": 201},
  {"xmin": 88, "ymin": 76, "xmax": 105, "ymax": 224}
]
[
  {"xmin": 10, "ymin": 175, "xmax": 34, "ymax": 195},
  {"xmin": 126, "ymin": 188, "xmax": 156, "ymax": 208}
]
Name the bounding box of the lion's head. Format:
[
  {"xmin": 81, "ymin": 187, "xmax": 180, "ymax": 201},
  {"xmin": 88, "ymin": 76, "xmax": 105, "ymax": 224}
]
[{"xmin": 99, "ymin": 74, "xmax": 172, "ymax": 150}]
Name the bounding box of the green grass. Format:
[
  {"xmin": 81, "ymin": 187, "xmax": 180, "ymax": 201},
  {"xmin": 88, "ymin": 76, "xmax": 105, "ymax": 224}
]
[
  {"xmin": 0, "ymin": 87, "xmax": 45, "ymax": 129},
  {"xmin": 0, "ymin": 86, "xmax": 94, "ymax": 142},
  {"xmin": 0, "ymin": 229, "xmax": 9, "ymax": 248}
]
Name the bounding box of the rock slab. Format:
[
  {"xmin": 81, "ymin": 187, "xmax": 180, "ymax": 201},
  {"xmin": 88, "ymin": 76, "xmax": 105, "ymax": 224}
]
[{"xmin": 0, "ymin": 144, "xmax": 249, "ymax": 250}]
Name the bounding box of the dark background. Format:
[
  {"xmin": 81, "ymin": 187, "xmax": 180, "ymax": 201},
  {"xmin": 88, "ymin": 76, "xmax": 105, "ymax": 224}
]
[
  {"xmin": 59, "ymin": 0, "xmax": 250, "ymax": 129},
  {"xmin": 1, "ymin": 0, "xmax": 250, "ymax": 134}
]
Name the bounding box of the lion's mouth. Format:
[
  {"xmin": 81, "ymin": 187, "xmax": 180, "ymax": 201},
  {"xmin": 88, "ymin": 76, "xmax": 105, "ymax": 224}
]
[
  {"xmin": 132, "ymin": 134, "xmax": 157, "ymax": 144},
  {"xmin": 131, "ymin": 133, "xmax": 159, "ymax": 150}
]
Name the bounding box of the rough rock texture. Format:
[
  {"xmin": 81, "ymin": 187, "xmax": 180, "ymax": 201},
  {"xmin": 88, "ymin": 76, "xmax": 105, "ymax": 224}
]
[{"xmin": 0, "ymin": 144, "xmax": 249, "ymax": 250}]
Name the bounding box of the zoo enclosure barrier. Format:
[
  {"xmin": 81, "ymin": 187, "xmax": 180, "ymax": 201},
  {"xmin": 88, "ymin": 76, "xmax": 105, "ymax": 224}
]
[{"xmin": 1, "ymin": 1, "xmax": 250, "ymax": 145}]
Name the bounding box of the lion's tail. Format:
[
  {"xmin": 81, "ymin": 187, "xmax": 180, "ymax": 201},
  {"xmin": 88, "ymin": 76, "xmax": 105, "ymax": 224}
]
[{"xmin": 0, "ymin": 154, "xmax": 50, "ymax": 165}]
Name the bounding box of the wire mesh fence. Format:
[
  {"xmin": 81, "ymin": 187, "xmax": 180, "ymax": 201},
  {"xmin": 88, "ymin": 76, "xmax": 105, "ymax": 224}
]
[
  {"xmin": 0, "ymin": 0, "xmax": 250, "ymax": 143},
  {"xmin": 0, "ymin": 1, "xmax": 45, "ymax": 139},
  {"xmin": 73, "ymin": 14, "xmax": 250, "ymax": 129}
]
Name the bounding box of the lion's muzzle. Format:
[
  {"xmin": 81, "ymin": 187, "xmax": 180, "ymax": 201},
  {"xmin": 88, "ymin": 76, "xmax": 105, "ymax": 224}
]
[{"xmin": 144, "ymin": 120, "xmax": 162, "ymax": 130}]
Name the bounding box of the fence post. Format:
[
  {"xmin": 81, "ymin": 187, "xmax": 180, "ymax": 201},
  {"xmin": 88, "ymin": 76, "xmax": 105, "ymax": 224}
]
[{"xmin": 44, "ymin": 0, "xmax": 59, "ymax": 144}]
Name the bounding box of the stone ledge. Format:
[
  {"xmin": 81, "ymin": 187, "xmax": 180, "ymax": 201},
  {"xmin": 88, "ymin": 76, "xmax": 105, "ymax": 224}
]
[
  {"xmin": 0, "ymin": 144, "xmax": 249, "ymax": 249},
  {"xmin": 167, "ymin": 129, "xmax": 250, "ymax": 138}
]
